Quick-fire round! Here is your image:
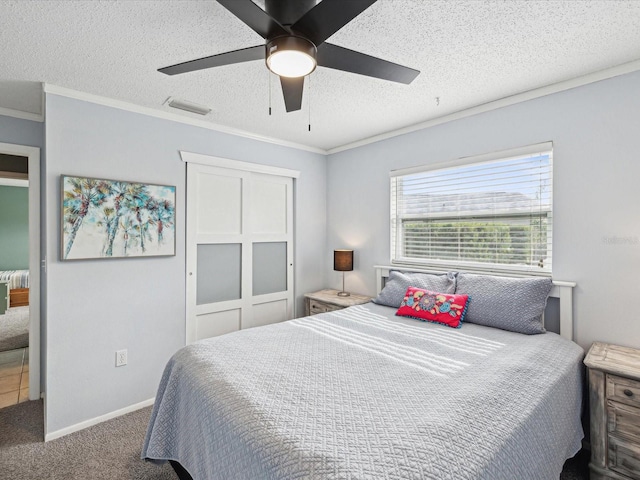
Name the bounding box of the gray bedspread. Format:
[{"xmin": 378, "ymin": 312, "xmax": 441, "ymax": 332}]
[{"xmin": 143, "ymin": 302, "xmax": 584, "ymax": 480}]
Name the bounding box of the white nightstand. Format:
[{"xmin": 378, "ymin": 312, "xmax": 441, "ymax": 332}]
[{"xmin": 304, "ymin": 289, "xmax": 372, "ymax": 316}]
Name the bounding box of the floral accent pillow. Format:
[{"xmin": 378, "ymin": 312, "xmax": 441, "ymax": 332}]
[{"xmin": 396, "ymin": 286, "xmax": 470, "ymax": 328}]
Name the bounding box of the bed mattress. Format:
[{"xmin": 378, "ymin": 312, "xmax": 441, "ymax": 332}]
[{"xmin": 143, "ymin": 302, "xmax": 584, "ymax": 480}]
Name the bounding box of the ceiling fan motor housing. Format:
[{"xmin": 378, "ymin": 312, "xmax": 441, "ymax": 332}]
[{"xmin": 264, "ymin": 0, "xmax": 317, "ymax": 26}]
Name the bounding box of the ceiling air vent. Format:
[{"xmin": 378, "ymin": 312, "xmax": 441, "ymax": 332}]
[{"xmin": 164, "ymin": 97, "xmax": 211, "ymax": 116}]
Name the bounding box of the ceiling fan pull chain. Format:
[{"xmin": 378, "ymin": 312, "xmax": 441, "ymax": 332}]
[
  {"xmin": 268, "ymin": 71, "xmax": 272, "ymax": 116},
  {"xmin": 308, "ymin": 75, "xmax": 311, "ymax": 132}
]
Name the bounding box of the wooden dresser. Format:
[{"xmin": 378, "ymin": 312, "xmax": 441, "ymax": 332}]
[
  {"xmin": 304, "ymin": 289, "xmax": 372, "ymax": 316},
  {"xmin": 585, "ymin": 342, "xmax": 640, "ymax": 480},
  {"xmin": 9, "ymin": 287, "xmax": 29, "ymax": 308}
]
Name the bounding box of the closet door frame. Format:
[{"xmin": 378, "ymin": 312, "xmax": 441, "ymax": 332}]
[{"xmin": 182, "ymin": 151, "xmax": 299, "ymax": 344}]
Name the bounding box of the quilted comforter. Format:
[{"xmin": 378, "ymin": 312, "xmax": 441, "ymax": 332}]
[{"xmin": 143, "ymin": 302, "xmax": 584, "ymax": 480}]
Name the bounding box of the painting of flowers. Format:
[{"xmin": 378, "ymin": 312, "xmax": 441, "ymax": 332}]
[{"xmin": 61, "ymin": 175, "xmax": 176, "ymax": 260}]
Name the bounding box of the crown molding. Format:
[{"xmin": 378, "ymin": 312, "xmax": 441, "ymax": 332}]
[
  {"xmin": 42, "ymin": 84, "xmax": 327, "ymax": 155},
  {"xmin": 327, "ymin": 58, "xmax": 640, "ymax": 155},
  {"xmin": 180, "ymin": 151, "xmax": 300, "ymax": 178},
  {"xmin": 0, "ymin": 105, "xmax": 43, "ymax": 123}
]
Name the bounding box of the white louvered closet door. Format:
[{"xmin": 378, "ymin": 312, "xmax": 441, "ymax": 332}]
[{"xmin": 186, "ymin": 161, "xmax": 294, "ymax": 344}]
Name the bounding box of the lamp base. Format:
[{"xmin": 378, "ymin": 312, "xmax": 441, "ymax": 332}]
[{"xmin": 337, "ymin": 291, "xmax": 350, "ymax": 297}]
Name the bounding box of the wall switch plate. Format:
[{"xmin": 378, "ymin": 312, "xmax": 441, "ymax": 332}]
[{"xmin": 116, "ymin": 349, "xmax": 127, "ymax": 367}]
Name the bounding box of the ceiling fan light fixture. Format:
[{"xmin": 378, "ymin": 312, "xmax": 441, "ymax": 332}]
[{"xmin": 266, "ymin": 36, "xmax": 317, "ymax": 78}]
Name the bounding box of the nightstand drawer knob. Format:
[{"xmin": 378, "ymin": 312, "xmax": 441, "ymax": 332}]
[{"xmin": 624, "ymin": 389, "xmax": 634, "ymax": 397}]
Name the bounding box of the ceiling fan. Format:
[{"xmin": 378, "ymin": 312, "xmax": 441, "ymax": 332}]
[{"xmin": 158, "ymin": 0, "xmax": 420, "ymax": 113}]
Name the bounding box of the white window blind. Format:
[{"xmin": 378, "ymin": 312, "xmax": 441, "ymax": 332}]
[{"xmin": 390, "ymin": 143, "xmax": 553, "ymax": 275}]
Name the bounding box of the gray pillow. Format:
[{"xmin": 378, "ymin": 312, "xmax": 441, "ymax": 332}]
[
  {"xmin": 455, "ymin": 273, "xmax": 552, "ymax": 334},
  {"xmin": 372, "ymin": 270, "xmax": 457, "ymax": 308}
]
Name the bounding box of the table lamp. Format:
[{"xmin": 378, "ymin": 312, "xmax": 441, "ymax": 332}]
[{"xmin": 334, "ymin": 249, "xmax": 354, "ymax": 297}]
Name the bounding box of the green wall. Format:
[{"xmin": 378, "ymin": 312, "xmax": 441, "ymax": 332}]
[{"xmin": 0, "ymin": 185, "xmax": 29, "ymax": 269}]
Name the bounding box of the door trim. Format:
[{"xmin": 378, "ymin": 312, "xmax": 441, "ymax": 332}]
[
  {"xmin": 180, "ymin": 151, "xmax": 300, "ymax": 179},
  {"xmin": 0, "ymin": 141, "xmax": 41, "ymax": 401}
]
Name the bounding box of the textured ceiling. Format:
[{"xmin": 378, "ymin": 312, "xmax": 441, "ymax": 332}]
[{"xmin": 1, "ymin": 0, "xmax": 640, "ymax": 151}]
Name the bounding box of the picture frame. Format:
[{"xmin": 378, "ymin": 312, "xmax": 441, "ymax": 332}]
[{"xmin": 61, "ymin": 175, "xmax": 176, "ymax": 260}]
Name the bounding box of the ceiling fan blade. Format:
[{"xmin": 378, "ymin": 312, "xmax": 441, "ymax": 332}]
[
  {"xmin": 159, "ymin": 45, "xmax": 265, "ymax": 76},
  {"xmin": 317, "ymin": 43, "xmax": 420, "ymax": 84},
  {"xmin": 217, "ymin": 0, "xmax": 288, "ymax": 39},
  {"xmin": 291, "ymin": 0, "xmax": 377, "ymax": 47},
  {"xmin": 280, "ymin": 77, "xmax": 304, "ymax": 112}
]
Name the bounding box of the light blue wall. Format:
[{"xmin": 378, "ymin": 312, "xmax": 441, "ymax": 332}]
[
  {"xmin": 0, "ymin": 185, "xmax": 29, "ymax": 269},
  {"xmin": 0, "ymin": 114, "xmax": 44, "ymax": 149},
  {"xmin": 327, "ymin": 69, "xmax": 640, "ymax": 352},
  {"xmin": 44, "ymin": 94, "xmax": 327, "ymax": 434}
]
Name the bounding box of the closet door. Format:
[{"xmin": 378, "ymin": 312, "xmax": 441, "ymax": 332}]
[{"xmin": 186, "ymin": 162, "xmax": 294, "ymax": 344}]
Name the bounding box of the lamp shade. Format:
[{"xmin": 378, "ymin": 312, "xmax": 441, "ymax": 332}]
[{"xmin": 334, "ymin": 250, "xmax": 354, "ymax": 272}]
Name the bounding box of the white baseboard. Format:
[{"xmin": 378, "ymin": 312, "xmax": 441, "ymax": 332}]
[{"xmin": 44, "ymin": 397, "xmax": 155, "ymax": 442}]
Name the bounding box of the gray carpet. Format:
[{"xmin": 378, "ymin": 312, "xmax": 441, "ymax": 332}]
[
  {"xmin": 0, "ymin": 307, "xmax": 29, "ymax": 351},
  {"xmin": 0, "ymin": 400, "xmax": 175, "ymax": 480},
  {"xmin": 0, "ymin": 399, "xmax": 589, "ymax": 479}
]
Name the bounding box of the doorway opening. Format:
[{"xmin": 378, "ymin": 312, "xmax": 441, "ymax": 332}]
[{"xmin": 0, "ymin": 143, "xmax": 41, "ymax": 409}]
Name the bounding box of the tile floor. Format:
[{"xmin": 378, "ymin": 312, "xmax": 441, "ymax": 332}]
[{"xmin": 0, "ymin": 347, "xmax": 29, "ymax": 409}]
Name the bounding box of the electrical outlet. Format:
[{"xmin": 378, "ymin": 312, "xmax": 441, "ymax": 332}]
[{"xmin": 116, "ymin": 349, "xmax": 127, "ymax": 367}]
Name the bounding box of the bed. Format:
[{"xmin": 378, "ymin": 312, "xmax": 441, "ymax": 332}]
[
  {"xmin": 0, "ymin": 270, "xmax": 29, "ymax": 308},
  {"xmin": 142, "ymin": 266, "xmax": 584, "ymax": 480}
]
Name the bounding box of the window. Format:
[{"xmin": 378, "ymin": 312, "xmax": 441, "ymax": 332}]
[{"xmin": 390, "ymin": 143, "xmax": 553, "ymax": 275}]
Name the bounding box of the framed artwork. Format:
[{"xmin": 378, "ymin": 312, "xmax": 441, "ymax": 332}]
[{"xmin": 61, "ymin": 175, "xmax": 176, "ymax": 260}]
